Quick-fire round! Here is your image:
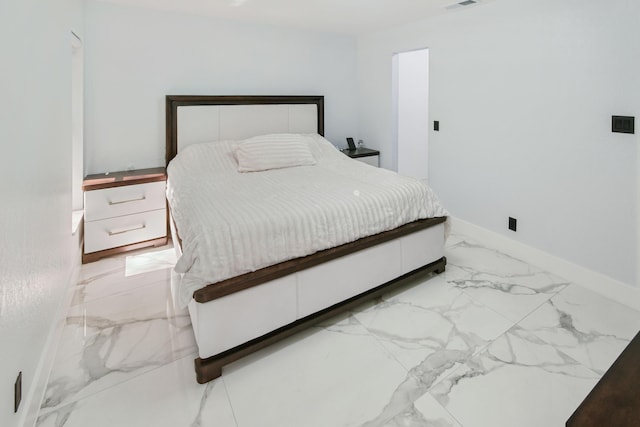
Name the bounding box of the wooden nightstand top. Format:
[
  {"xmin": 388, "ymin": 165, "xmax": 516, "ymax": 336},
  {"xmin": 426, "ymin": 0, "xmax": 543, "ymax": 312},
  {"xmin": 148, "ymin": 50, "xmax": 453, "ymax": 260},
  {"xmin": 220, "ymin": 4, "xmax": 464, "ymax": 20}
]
[
  {"xmin": 83, "ymin": 167, "xmax": 167, "ymax": 191},
  {"xmin": 342, "ymin": 147, "xmax": 379, "ymax": 158}
]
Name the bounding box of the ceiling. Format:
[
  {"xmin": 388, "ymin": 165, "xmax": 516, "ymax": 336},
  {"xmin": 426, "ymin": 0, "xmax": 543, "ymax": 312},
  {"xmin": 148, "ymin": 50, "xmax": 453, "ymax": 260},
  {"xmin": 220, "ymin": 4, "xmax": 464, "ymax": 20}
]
[{"xmin": 98, "ymin": 0, "xmax": 491, "ymax": 35}]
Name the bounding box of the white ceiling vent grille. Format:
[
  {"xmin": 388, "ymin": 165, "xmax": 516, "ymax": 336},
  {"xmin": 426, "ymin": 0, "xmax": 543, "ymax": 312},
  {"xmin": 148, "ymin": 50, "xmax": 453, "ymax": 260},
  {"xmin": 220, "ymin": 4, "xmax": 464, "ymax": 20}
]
[{"xmin": 446, "ymin": 0, "xmax": 479, "ymax": 10}]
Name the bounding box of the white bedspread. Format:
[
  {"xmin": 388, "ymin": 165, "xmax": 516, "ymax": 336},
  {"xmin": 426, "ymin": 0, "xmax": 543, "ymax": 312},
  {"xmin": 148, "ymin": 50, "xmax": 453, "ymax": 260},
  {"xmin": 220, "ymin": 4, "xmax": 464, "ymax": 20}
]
[{"xmin": 167, "ymin": 134, "xmax": 448, "ymax": 308}]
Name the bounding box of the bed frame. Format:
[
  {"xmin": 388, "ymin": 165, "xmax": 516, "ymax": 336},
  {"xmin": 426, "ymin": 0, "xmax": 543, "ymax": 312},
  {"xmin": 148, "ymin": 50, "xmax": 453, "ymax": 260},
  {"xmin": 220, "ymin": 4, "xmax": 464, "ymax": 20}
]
[{"xmin": 165, "ymin": 95, "xmax": 447, "ymax": 383}]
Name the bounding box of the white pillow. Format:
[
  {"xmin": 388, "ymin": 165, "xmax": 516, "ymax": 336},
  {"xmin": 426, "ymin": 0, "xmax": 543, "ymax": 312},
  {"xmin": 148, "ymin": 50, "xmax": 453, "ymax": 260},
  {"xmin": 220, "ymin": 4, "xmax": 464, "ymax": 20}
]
[{"xmin": 234, "ymin": 134, "xmax": 317, "ymax": 172}]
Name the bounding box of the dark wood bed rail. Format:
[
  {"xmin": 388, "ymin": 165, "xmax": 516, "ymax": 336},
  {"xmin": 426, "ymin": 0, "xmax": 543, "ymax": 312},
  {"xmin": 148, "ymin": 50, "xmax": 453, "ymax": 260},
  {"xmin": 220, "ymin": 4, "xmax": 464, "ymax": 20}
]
[{"xmin": 193, "ymin": 216, "xmax": 447, "ymax": 303}]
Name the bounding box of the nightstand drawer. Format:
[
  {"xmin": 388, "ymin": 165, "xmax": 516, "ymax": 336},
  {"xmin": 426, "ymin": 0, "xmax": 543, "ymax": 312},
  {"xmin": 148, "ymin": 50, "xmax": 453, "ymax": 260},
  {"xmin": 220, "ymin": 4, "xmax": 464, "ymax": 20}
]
[
  {"xmin": 85, "ymin": 181, "xmax": 166, "ymax": 221},
  {"xmin": 84, "ymin": 209, "xmax": 166, "ymax": 253}
]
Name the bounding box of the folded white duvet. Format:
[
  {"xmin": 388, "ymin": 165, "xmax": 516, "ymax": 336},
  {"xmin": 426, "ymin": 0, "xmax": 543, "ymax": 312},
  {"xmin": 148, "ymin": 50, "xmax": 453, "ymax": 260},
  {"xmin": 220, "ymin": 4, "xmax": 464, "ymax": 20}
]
[{"xmin": 167, "ymin": 134, "xmax": 448, "ymax": 308}]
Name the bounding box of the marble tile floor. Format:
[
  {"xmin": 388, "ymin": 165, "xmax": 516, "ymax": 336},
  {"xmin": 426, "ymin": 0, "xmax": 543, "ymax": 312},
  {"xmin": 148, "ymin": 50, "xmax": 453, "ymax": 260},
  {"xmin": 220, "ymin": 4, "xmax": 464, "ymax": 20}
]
[{"xmin": 35, "ymin": 233, "xmax": 640, "ymax": 427}]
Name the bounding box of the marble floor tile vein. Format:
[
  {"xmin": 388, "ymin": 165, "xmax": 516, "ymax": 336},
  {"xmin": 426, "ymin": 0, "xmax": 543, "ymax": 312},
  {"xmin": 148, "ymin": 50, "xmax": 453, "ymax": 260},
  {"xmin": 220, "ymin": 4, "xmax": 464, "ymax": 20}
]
[
  {"xmin": 428, "ymin": 325, "xmax": 601, "ymax": 427},
  {"xmin": 222, "ymin": 314, "xmax": 413, "ymax": 427},
  {"xmin": 40, "ymin": 315, "xmax": 197, "ymax": 414},
  {"xmin": 353, "ymin": 274, "xmax": 515, "ymax": 426},
  {"xmin": 35, "ymin": 236, "xmax": 640, "ymax": 427},
  {"xmin": 516, "ymin": 283, "xmax": 640, "ymax": 374},
  {"xmin": 378, "ymin": 395, "xmax": 463, "ymax": 427},
  {"xmin": 443, "ymin": 238, "xmax": 571, "ymax": 324},
  {"xmin": 37, "ymin": 355, "xmax": 238, "ymax": 427},
  {"xmin": 40, "ymin": 252, "xmax": 197, "ymax": 415}
]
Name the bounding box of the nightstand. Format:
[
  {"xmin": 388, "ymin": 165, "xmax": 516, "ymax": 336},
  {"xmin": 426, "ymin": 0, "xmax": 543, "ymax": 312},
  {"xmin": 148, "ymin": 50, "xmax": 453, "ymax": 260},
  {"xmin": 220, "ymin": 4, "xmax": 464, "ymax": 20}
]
[
  {"xmin": 82, "ymin": 167, "xmax": 168, "ymax": 263},
  {"xmin": 343, "ymin": 147, "xmax": 380, "ymax": 167}
]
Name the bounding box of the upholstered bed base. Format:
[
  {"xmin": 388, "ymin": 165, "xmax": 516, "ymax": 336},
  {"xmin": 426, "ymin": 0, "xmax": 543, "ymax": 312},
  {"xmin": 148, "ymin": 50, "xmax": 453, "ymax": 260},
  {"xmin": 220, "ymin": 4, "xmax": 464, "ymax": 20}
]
[{"xmin": 172, "ymin": 218, "xmax": 446, "ymax": 384}]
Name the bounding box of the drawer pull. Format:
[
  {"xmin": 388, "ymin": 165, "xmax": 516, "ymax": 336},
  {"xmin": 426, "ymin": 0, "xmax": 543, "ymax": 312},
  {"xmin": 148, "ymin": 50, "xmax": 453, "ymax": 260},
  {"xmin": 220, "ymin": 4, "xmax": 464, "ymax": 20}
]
[
  {"xmin": 108, "ymin": 196, "xmax": 146, "ymax": 205},
  {"xmin": 107, "ymin": 224, "xmax": 146, "ymax": 236}
]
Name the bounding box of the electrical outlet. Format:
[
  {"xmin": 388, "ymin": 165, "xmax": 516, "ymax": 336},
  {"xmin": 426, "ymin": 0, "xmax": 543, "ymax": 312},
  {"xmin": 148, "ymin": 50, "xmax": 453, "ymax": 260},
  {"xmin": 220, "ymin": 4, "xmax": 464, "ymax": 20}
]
[
  {"xmin": 508, "ymin": 217, "xmax": 517, "ymax": 232},
  {"xmin": 14, "ymin": 372, "xmax": 22, "ymax": 413}
]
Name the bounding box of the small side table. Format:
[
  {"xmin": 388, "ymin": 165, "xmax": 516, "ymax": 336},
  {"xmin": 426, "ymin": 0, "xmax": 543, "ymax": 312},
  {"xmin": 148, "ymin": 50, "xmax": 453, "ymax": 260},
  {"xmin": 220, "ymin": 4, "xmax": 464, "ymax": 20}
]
[
  {"xmin": 82, "ymin": 167, "xmax": 168, "ymax": 263},
  {"xmin": 342, "ymin": 147, "xmax": 380, "ymax": 167}
]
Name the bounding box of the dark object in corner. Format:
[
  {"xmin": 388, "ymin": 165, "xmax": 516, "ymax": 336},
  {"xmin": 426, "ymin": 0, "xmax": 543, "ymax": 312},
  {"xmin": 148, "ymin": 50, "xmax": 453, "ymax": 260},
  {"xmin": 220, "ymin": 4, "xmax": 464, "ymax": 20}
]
[
  {"xmin": 612, "ymin": 116, "xmax": 634, "ymax": 134},
  {"xmin": 566, "ymin": 330, "xmax": 640, "ymax": 426},
  {"xmin": 15, "ymin": 371, "xmax": 22, "ymax": 413}
]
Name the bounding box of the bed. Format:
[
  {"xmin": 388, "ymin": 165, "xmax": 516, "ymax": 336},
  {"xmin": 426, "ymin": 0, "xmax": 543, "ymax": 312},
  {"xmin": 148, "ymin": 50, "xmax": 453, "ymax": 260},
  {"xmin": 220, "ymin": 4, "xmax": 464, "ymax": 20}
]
[{"xmin": 165, "ymin": 95, "xmax": 448, "ymax": 383}]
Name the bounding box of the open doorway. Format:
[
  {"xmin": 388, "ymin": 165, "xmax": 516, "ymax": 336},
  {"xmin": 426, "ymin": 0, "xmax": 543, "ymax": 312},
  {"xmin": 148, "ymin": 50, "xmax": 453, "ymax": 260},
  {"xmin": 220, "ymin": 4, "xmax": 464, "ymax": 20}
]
[{"xmin": 391, "ymin": 48, "xmax": 429, "ymax": 181}]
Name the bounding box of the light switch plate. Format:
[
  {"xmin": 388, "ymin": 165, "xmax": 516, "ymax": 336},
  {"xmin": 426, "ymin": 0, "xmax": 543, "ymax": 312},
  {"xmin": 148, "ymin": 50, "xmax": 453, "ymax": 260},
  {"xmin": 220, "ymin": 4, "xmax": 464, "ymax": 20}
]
[{"xmin": 612, "ymin": 116, "xmax": 634, "ymax": 134}]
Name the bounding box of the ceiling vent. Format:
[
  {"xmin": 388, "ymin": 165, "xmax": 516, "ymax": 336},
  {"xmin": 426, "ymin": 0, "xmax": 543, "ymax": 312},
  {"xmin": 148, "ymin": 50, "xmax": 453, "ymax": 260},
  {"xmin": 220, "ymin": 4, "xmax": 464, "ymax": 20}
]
[{"xmin": 446, "ymin": 0, "xmax": 479, "ymax": 10}]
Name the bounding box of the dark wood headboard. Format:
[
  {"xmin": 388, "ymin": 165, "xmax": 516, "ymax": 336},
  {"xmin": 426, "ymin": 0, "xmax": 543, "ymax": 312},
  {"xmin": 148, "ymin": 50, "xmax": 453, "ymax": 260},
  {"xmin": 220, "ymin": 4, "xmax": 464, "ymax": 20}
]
[{"xmin": 165, "ymin": 95, "xmax": 325, "ymax": 166}]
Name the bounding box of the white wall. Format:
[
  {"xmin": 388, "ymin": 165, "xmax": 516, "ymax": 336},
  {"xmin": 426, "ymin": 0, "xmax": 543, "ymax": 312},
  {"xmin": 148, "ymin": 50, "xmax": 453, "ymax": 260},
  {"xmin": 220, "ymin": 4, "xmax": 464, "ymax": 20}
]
[
  {"xmin": 358, "ymin": 0, "xmax": 639, "ymax": 287},
  {"xmin": 0, "ymin": 0, "xmax": 83, "ymax": 426},
  {"xmin": 84, "ymin": 1, "xmax": 359, "ymax": 174}
]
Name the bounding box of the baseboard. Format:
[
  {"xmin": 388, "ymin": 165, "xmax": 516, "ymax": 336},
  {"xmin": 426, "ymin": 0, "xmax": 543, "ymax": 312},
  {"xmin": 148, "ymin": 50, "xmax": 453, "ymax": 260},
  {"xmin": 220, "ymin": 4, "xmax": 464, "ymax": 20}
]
[
  {"xmin": 20, "ymin": 228, "xmax": 83, "ymax": 427},
  {"xmin": 450, "ymin": 217, "xmax": 640, "ymax": 313}
]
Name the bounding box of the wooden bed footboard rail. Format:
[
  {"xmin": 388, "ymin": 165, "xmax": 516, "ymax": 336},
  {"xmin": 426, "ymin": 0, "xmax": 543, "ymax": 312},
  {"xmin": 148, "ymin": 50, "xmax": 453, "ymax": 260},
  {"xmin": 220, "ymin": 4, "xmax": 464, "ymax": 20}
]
[
  {"xmin": 193, "ymin": 216, "xmax": 447, "ymax": 303},
  {"xmin": 194, "ymin": 255, "xmax": 447, "ymax": 384}
]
